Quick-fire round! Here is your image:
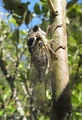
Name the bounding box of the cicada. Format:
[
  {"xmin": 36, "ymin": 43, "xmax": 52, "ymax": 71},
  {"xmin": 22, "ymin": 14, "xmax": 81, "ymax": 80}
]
[
  {"xmin": 27, "ymin": 25, "xmax": 50, "ymax": 82},
  {"xmin": 27, "ymin": 25, "xmax": 64, "ymax": 82}
]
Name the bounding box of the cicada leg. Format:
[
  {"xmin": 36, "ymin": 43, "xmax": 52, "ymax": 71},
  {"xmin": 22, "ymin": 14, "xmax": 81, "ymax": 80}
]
[
  {"xmin": 46, "ymin": 40, "xmax": 65, "ymax": 59},
  {"xmin": 46, "ymin": 44, "xmax": 58, "ymax": 58},
  {"xmin": 46, "ymin": 24, "xmax": 62, "ymax": 36},
  {"xmin": 48, "ymin": 39, "xmax": 65, "ymax": 52}
]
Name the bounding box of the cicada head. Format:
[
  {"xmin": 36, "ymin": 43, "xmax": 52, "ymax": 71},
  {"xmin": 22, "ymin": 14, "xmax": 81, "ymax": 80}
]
[{"xmin": 27, "ymin": 25, "xmax": 40, "ymax": 52}]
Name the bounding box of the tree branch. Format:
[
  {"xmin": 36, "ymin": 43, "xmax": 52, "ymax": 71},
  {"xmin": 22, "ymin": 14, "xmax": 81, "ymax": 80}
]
[
  {"xmin": 49, "ymin": 0, "xmax": 72, "ymax": 120},
  {"xmin": 48, "ymin": 0, "xmax": 58, "ymax": 15},
  {"xmin": 0, "ymin": 54, "xmax": 27, "ymax": 120}
]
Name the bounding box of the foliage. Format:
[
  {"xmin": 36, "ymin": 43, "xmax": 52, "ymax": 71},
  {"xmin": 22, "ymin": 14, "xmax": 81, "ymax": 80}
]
[
  {"xmin": 67, "ymin": 3, "xmax": 82, "ymax": 120},
  {"xmin": 0, "ymin": 0, "xmax": 82, "ymax": 120}
]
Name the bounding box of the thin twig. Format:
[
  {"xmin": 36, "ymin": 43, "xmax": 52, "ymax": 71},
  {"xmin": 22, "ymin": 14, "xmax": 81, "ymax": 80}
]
[{"xmin": 48, "ymin": 0, "xmax": 58, "ymax": 15}]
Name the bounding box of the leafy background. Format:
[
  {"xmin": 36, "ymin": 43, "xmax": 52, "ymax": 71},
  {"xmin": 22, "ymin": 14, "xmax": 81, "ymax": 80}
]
[{"xmin": 0, "ymin": 0, "xmax": 82, "ymax": 120}]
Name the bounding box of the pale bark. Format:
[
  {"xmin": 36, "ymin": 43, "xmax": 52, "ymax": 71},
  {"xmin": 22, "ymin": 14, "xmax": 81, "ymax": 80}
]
[{"xmin": 50, "ymin": 0, "xmax": 72, "ymax": 120}]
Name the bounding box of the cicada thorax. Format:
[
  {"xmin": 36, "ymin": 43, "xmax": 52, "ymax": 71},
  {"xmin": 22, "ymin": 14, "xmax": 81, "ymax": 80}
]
[{"xmin": 27, "ymin": 25, "xmax": 50, "ymax": 82}]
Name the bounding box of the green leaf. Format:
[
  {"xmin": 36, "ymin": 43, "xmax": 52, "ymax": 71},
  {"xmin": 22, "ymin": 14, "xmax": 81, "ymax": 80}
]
[
  {"xmin": 11, "ymin": 16, "xmax": 19, "ymax": 26},
  {"xmin": 34, "ymin": 3, "xmax": 42, "ymax": 15},
  {"xmin": 14, "ymin": 2, "xmax": 30, "ymax": 16},
  {"xmin": 42, "ymin": 4, "xmax": 49, "ymax": 14},
  {"xmin": 40, "ymin": 0, "xmax": 47, "ymax": 3},
  {"xmin": 11, "ymin": 29, "xmax": 19, "ymax": 42},
  {"xmin": 0, "ymin": 110, "xmax": 4, "ymax": 116},
  {"xmin": 46, "ymin": 89, "xmax": 51, "ymax": 100},
  {"xmin": 72, "ymin": 93, "xmax": 79, "ymax": 103},
  {"xmin": 67, "ymin": 0, "xmax": 78, "ymax": 9},
  {"xmin": 75, "ymin": 112, "xmax": 82, "ymax": 116},
  {"xmin": 20, "ymin": 30, "xmax": 27, "ymax": 35},
  {"xmin": 40, "ymin": 20, "xmax": 49, "ymax": 32},
  {"xmin": 12, "ymin": 14, "xmax": 22, "ymax": 25},
  {"xmin": 3, "ymin": 0, "xmax": 21, "ymax": 11},
  {"xmin": 25, "ymin": 10, "xmax": 32, "ymax": 25}
]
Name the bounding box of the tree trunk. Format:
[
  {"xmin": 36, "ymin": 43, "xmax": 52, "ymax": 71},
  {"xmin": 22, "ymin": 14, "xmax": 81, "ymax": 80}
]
[{"xmin": 50, "ymin": 0, "xmax": 72, "ymax": 120}]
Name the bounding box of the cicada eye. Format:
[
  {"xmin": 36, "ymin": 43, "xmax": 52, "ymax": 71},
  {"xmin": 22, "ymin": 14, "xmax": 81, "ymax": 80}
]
[
  {"xmin": 27, "ymin": 37, "xmax": 35, "ymax": 46},
  {"xmin": 33, "ymin": 25, "xmax": 39, "ymax": 32}
]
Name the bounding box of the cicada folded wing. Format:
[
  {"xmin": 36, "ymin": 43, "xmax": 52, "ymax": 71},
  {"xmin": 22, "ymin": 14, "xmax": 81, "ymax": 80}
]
[
  {"xmin": 31, "ymin": 37, "xmax": 50, "ymax": 81},
  {"xmin": 27, "ymin": 25, "xmax": 52, "ymax": 108}
]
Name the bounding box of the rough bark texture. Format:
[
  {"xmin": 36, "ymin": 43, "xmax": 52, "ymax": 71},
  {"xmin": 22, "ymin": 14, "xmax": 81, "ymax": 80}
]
[{"xmin": 50, "ymin": 0, "xmax": 72, "ymax": 120}]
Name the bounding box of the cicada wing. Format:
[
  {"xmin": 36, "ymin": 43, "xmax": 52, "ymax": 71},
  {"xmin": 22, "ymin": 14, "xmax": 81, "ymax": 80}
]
[
  {"xmin": 28, "ymin": 62, "xmax": 46, "ymax": 104},
  {"xmin": 28, "ymin": 63, "xmax": 38, "ymax": 83},
  {"xmin": 29, "ymin": 42, "xmax": 52, "ymax": 101}
]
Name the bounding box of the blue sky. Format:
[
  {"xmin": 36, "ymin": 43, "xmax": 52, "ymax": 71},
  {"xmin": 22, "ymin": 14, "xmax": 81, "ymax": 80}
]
[{"xmin": 0, "ymin": 0, "xmax": 41, "ymax": 29}]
